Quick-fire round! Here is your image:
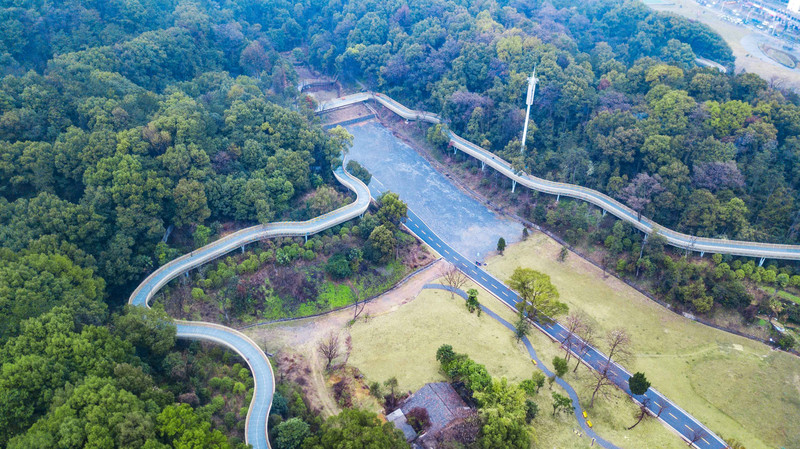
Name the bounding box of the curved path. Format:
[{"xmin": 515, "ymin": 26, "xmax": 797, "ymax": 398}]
[
  {"xmin": 128, "ymin": 167, "xmax": 371, "ymax": 449},
  {"xmin": 404, "ymin": 211, "xmax": 727, "ymax": 449},
  {"xmin": 319, "ymin": 92, "xmax": 800, "ymax": 261},
  {"xmin": 424, "ymin": 283, "xmax": 621, "ymax": 449}
]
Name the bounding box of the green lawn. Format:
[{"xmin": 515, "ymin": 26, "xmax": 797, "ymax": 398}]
[
  {"xmin": 348, "ymin": 287, "xmax": 685, "ymax": 449},
  {"xmin": 760, "ymin": 285, "xmax": 800, "ymax": 306},
  {"xmin": 484, "ymin": 233, "xmax": 800, "ymax": 449}
]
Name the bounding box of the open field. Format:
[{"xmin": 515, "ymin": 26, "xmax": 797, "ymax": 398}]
[
  {"xmin": 484, "ymin": 233, "xmax": 800, "ymax": 449},
  {"xmin": 647, "ymin": 0, "xmax": 800, "ymax": 89},
  {"xmin": 349, "ymin": 286, "xmax": 685, "ymax": 449}
]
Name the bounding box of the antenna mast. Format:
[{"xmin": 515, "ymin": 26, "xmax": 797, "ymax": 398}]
[{"xmin": 521, "ymin": 67, "xmax": 538, "ymax": 155}]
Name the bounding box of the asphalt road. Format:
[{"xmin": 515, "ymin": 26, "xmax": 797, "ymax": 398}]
[
  {"xmin": 320, "ymin": 92, "xmax": 800, "ymax": 261},
  {"xmin": 424, "ymin": 283, "xmax": 621, "ymax": 449},
  {"xmin": 404, "ymin": 210, "xmax": 728, "ymax": 449}
]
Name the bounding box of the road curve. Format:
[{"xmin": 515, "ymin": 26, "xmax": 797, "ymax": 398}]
[
  {"xmin": 319, "ymin": 92, "xmax": 800, "ymax": 261},
  {"xmin": 404, "ymin": 212, "xmax": 727, "ymax": 449},
  {"xmin": 128, "ymin": 166, "xmax": 371, "ymax": 449}
]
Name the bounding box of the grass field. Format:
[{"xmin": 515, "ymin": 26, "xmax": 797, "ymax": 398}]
[
  {"xmin": 483, "ymin": 233, "xmax": 800, "ymax": 449},
  {"xmin": 348, "ymin": 287, "xmax": 686, "ymax": 449}
]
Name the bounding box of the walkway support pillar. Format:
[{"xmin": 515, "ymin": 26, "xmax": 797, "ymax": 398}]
[
  {"xmin": 304, "ymin": 234, "xmax": 308, "ymax": 243},
  {"xmin": 512, "ymin": 180, "xmax": 517, "ymax": 193},
  {"xmin": 556, "ymin": 194, "xmax": 560, "ymax": 203},
  {"xmin": 602, "ymin": 209, "xmax": 606, "ymax": 217},
  {"xmin": 700, "ymin": 251, "xmax": 704, "ymax": 257},
  {"xmin": 759, "ymin": 257, "xmax": 766, "ymax": 267},
  {"xmin": 241, "ymin": 245, "xmax": 245, "ymax": 254},
  {"xmin": 481, "ymin": 160, "xmax": 485, "ymax": 171}
]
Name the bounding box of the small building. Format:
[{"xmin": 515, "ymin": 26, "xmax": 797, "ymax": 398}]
[{"xmin": 387, "ymin": 382, "xmax": 473, "ymax": 448}]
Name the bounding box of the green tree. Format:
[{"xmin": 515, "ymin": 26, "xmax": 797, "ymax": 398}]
[
  {"xmin": 552, "ymin": 356, "xmax": 568, "ymax": 378},
  {"xmin": 368, "ymin": 225, "xmax": 396, "ymax": 262},
  {"xmin": 508, "ymin": 268, "xmax": 567, "ymax": 322},
  {"xmin": 172, "ymin": 178, "xmax": 210, "ymax": 227},
  {"xmin": 157, "ymin": 403, "xmax": 232, "ymax": 449},
  {"xmin": 466, "ymin": 288, "xmax": 481, "ymax": 314},
  {"xmin": 113, "ymin": 305, "xmax": 177, "ymax": 362},
  {"xmin": 193, "ymin": 225, "xmax": 212, "ymax": 248},
  {"xmin": 497, "ymin": 237, "xmax": 506, "ymax": 254},
  {"xmin": 551, "ymin": 392, "xmax": 573, "ymax": 416},
  {"xmin": 474, "ymin": 378, "xmax": 530, "ymax": 449},
  {"xmin": 274, "ymin": 418, "xmax": 310, "ymax": 449},
  {"xmin": 376, "ymin": 192, "xmax": 407, "ymax": 228},
  {"xmin": 307, "ymin": 408, "xmax": 408, "ymax": 449}
]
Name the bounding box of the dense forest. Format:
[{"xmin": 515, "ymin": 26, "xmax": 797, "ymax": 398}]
[
  {"xmin": 0, "ymin": 0, "xmax": 349, "ymax": 447},
  {"xmin": 295, "ymin": 0, "xmax": 799, "ymax": 244}
]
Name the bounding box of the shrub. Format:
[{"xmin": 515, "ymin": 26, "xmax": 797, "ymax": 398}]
[
  {"xmin": 325, "ymin": 252, "xmax": 352, "ymax": 279},
  {"xmin": 406, "ymin": 407, "xmax": 431, "ymax": 433},
  {"xmin": 369, "ymin": 381, "xmax": 382, "ymax": 399}
]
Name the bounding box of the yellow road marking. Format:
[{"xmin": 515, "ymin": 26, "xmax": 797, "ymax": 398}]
[{"xmin": 668, "ymin": 412, "xmax": 678, "ymax": 420}]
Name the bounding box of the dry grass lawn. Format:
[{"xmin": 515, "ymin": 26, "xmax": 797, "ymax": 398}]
[
  {"xmin": 483, "ymin": 233, "xmax": 800, "ymax": 449},
  {"xmin": 348, "ymin": 287, "xmax": 686, "ymax": 449}
]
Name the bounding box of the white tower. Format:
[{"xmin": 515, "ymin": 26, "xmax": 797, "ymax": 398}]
[{"xmin": 521, "ymin": 68, "xmax": 538, "ymax": 154}]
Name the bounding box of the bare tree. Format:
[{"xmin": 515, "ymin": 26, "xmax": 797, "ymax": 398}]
[
  {"xmin": 318, "ymin": 332, "xmax": 340, "ymax": 369},
  {"xmin": 348, "ymin": 281, "xmax": 367, "ymax": 321},
  {"xmin": 561, "ymin": 313, "xmax": 585, "ymax": 362},
  {"xmin": 627, "ymin": 397, "xmax": 651, "ymax": 430},
  {"xmin": 572, "ymin": 322, "xmax": 595, "ymax": 373},
  {"xmin": 590, "ymin": 328, "xmax": 631, "ymax": 407},
  {"xmin": 687, "ymin": 427, "xmax": 707, "ymax": 447},
  {"xmin": 441, "ymin": 263, "xmax": 468, "ymax": 298},
  {"xmin": 654, "ymin": 400, "xmax": 670, "ymax": 419}
]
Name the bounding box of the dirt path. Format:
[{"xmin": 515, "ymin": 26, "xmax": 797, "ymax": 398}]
[{"xmin": 244, "ymin": 259, "xmax": 446, "ymax": 416}]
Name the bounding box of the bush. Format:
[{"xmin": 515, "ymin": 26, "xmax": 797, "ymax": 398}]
[
  {"xmin": 347, "ymin": 160, "xmax": 372, "ymax": 184},
  {"xmin": 777, "ymin": 334, "xmax": 795, "ymax": 350},
  {"xmin": 525, "ymin": 399, "xmax": 538, "ymax": 423},
  {"xmin": 325, "ymin": 252, "xmax": 352, "ymax": 279},
  {"xmin": 369, "ymin": 381, "xmax": 382, "ymax": 399},
  {"xmin": 406, "ymin": 407, "xmax": 430, "ymax": 433}
]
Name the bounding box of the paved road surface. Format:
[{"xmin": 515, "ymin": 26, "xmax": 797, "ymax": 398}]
[
  {"xmin": 424, "ymin": 283, "xmax": 621, "ymax": 449},
  {"xmin": 404, "ymin": 211, "xmax": 728, "ymax": 449},
  {"xmin": 320, "ymin": 92, "xmax": 800, "ymax": 261}
]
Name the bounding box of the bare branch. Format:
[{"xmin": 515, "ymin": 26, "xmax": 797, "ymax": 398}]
[
  {"xmin": 687, "ymin": 427, "xmax": 707, "ymax": 447},
  {"xmin": 318, "ymin": 332, "xmax": 340, "ymax": 370},
  {"xmin": 441, "ymin": 263, "xmax": 468, "ymax": 298}
]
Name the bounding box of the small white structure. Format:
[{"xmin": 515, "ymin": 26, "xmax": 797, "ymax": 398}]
[{"xmin": 520, "ymin": 68, "xmax": 538, "ymax": 155}]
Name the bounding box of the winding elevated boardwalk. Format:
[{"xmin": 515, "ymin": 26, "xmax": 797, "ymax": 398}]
[
  {"xmin": 128, "ymin": 167, "xmax": 371, "ymax": 449},
  {"xmin": 318, "ymin": 92, "xmax": 800, "ymax": 262}
]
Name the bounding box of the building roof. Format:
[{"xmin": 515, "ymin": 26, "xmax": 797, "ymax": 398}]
[{"xmin": 400, "ymin": 382, "xmax": 469, "ymax": 434}]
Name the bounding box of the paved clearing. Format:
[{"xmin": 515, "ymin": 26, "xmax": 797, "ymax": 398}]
[{"xmin": 649, "ymin": 0, "xmax": 800, "ymax": 89}]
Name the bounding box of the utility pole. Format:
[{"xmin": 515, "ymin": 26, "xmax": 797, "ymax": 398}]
[{"xmin": 520, "ymin": 67, "xmax": 538, "ymax": 156}]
